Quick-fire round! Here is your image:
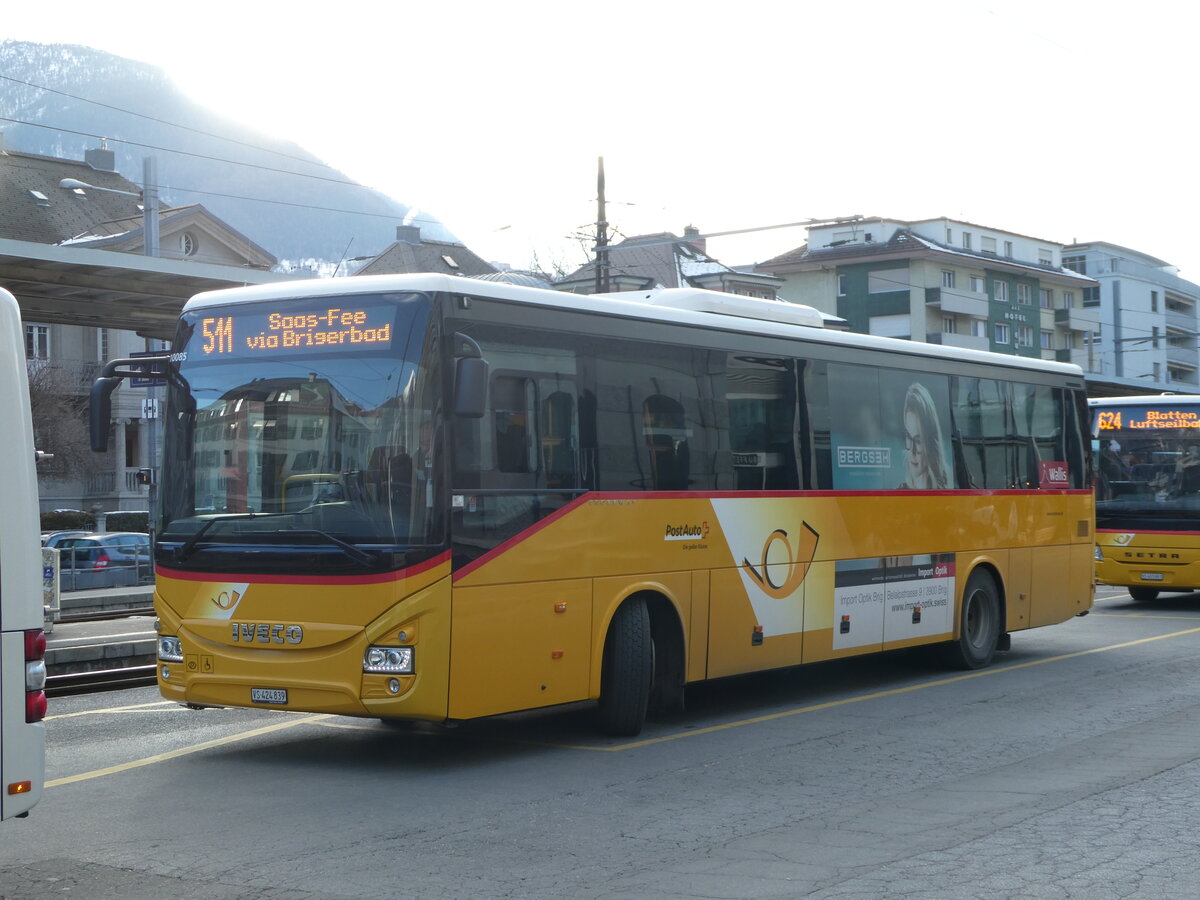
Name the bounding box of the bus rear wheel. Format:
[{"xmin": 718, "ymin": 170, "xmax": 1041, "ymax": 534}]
[
  {"xmin": 940, "ymin": 570, "xmax": 1001, "ymax": 670},
  {"xmin": 1129, "ymin": 587, "xmax": 1159, "ymax": 603},
  {"xmin": 596, "ymin": 597, "xmax": 652, "ymax": 736}
]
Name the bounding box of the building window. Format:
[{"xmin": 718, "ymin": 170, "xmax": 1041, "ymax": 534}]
[
  {"xmin": 25, "ymin": 324, "xmax": 49, "ymax": 359},
  {"xmin": 1017, "ymin": 283, "xmax": 1031, "ymax": 304},
  {"xmin": 942, "ymin": 270, "xmax": 955, "ymax": 288},
  {"xmin": 98, "ymin": 328, "xmax": 110, "ymax": 362},
  {"xmin": 1004, "ymin": 241, "xmax": 1014, "ymax": 258},
  {"xmin": 1151, "ymin": 290, "xmax": 1159, "ymax": 312},
  {"xmin": 981, "ymin": 236, "xmax": 997, "ymax": 255},
  {"xmin": 994, "ymin": 281, "xmax": 1008, "ymax": 301},
  {"xmin": 969, "ymin": 275, "xmax": 985, "ymax": 293},
  {"xmin": 837, "ymin": 274, "xmax": 847, "ymax": 296},
  {"xmin": 1041, "ymin": 330, "xmax": 1054, "ymax": 350},
  {"xmin": 994, "ymin": 323, "xmax": 1010, "ymax": 345},
  {"xmin": 1039, "ymin": 288, "xmax": 1053, "ymax": 308},
  {"xmin": 1062, "ymin": 290, "xmax": 1075, "ymax": 309},
  {"xmin": 1038, "ymin": 249, "xmax": 1053, "ymax": 265},
  {"xmin": 1063, "ymin": 254, "xmax": 1086, "ymax": 274},
  {"xmin": 1017, "ymin": 325, "xmax": 1033, "ymax": 348},
  {"xmin": 180, "ymin": 231, "xmax": 198, "ymax": 257},
  {"xmin": 1083, "ymin": 285, "xmax": 1101, "ymax": 307},
  {"xmin": 946, "ymin": 227, "xmax": 953, "ymax": 243},
  {"xmin": 962, "ymin": 232, "xmax": 972, "ymax": 250},
  {"xmin": 943, "ymin": 316, "xmax": 955, "ymax": 333},
  {"xmin": 970, "ymin": 319, "xmax": 987, "ymax": 338}
]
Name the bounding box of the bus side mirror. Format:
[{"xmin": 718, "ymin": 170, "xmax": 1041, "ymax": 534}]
[
  {"xmin": 454, "ymin": 357, "xmax": 488, "ymax": 418},
  {"xmin": 451, "ymin": 332, "xmax": 488, "ymax": 418},
  {"xmin": 89, "ymin": 376, "xmax": 120, "ymax": 452}
]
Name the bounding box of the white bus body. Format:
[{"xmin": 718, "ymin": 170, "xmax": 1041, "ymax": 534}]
[{"xmin": 0, "ymin": 287, "xmax": 46, "ymax": 820}]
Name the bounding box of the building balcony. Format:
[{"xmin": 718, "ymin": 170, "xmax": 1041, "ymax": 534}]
[
  {"xmin": 925, "ymin": 287, "xmax": 989, "ymax": 318},
  {"xmin": 1167, "ymin": 343, "xmax": 1198, "ymax": 367},
  {"xmin": 1166, "ymin": 309, "xmax": 1197, "ymax": 332},
  {"xmin": 927, "ymin": 332, "xmax": 990, "ymax": 352},
  {"xmin": 1054, "ymin": 306, "xmax": 1100, "ymax": 332}
]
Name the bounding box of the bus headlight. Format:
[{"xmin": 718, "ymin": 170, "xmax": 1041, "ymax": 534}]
[
  {"xmin": 157, "ymin": 635, "xmax": 184, "ymax": 662},
  {"xmin": 364, "ymin": 646, "xmax": 414, "ymax": 674},
  {"xmin": 1094, "ymin": 547, "xmax": 1104, "ymax": 562}
]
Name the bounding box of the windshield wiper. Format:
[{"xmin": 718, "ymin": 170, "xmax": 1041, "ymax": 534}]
[
  {"xmin": 284, "ymin": 529, "xmax": 381, "ymax": 567},
  {"xmin": 176, "ymin": 513, "xmax": 290, "ymax": 561},
  {"xmin": 174, "ymin": 513, "xmax": 380, "ymax": 567}
]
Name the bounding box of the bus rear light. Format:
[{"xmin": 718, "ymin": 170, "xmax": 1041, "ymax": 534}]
[
  {"xmin": 24, "ymin": 629, "xmax": 46, "ymax": 662},
  {"xmin": 364, "ymin": 646, "xmax": 414, "ymax": 674},
  {"xmin": 26, "ymin": 689, "xmax": 47, "ymax": 724}
]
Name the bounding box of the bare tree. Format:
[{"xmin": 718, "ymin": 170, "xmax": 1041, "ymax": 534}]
[{"xmin": 26, "ymin": 360, "xmax": 108, "ymax": 478}]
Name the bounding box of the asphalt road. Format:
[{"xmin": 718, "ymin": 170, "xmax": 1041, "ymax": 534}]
[{"xmin": 5, "ymin": 585, "xmax": 1200, "ymax": 899}]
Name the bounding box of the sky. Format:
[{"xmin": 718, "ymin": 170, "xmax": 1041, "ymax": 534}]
[{"xmin": 6, "ymin": 0, "xmax": 1200, "ymax": 278}]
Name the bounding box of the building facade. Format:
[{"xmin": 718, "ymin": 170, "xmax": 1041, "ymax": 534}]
[
  {"xmin": 1061, "ymin": 242, "xmax": 1200, "ymax": 389},
  {"xmin": 1, "ymin": 138, "xmax": 278, "ymax": 513},
  {"xmin": 756, "ymin": 218, "xmax": 1099, "ymax": 366}
]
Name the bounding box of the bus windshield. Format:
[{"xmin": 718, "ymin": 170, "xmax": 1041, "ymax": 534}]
[
  {"xmin": 159, "ymin": 291, "xmax": 442, "ymax": 558},
  {"xmin": 1094, "ymin": 402, "xmax": 1200, "ymax": 523}
]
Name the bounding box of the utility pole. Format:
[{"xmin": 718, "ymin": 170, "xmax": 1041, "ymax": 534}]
[{"xmin": 594, "ymin": 156, "xmax": 609, "ymax": 294}]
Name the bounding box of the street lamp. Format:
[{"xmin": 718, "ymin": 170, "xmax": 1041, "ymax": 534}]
[{"xmin": 57, "ymin": 156, "xmax": 160, "ymax": 258}]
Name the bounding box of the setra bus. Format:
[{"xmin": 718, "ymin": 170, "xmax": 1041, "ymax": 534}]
[
  {"xmin": 92, "ymin": 274, "xmax": 1094, "ymax": 735},
  {"xmin": 1091, "ymin": 394, "xmax": 1200, "ymax": 601},
  {"xmin": 0, "ymin": 287, "xmax": 47, "ymax": 820}
]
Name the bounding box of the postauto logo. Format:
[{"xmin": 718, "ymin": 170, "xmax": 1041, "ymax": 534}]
[{"xmin": 664, "ymin": 522, "xmax": 710, "ymax": 541}]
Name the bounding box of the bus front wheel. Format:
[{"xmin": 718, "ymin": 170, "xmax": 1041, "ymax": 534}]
[
  {"xmin": 1129, "ymin": 587, "xmax": 1159, "ymax": 603},
  {"xmin": 940, "ymin": 570, "xmax": 1001, "ymax": 670},
  {"xmin": 597, "ymin": 597, "xmax": 652, "ymax": 736}
]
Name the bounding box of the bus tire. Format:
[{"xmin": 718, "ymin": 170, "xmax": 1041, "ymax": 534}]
[
  {"xmin": 597, "ymin": 597, "xmax": 652, "ymax": 737},
  {"xmin": 1129, "ymin": 587, "xmax": 1159, "ymax": 603},
  {"xmin": 940, "ymin": 569, "xmax": 1001, "ymax": 670}
]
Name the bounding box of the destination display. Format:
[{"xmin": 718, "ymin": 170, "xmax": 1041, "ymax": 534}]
[
  {"xmin": 1096, "ymin": 407, "xmax": 1200, "ymax": 431},
  {"xmin": 190, "ymin": 302, "xmax": 396, "ymax": 359}
]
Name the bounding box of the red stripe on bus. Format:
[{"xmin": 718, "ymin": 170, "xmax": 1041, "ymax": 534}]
[{"xmin": 155, "ymin": 550, "xmax": 451, "ymax": 585}]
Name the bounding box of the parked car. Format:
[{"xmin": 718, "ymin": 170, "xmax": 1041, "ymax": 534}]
[
  {"xmin": 55, "ymin": 532, "xmax": 153, "ymax": 591},
  {"xmin": 42, "ymin": 530, "xmax": 88, "ymax": 547}
]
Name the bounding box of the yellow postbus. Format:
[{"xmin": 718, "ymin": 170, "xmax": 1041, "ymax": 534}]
[
  {"xmin": 1091, "ymin": 394, "xmax": 1200, "ymax": 601},
  {"xmin": 92, "ymin": 274, "xmax": 1094, "ymax": 735}
]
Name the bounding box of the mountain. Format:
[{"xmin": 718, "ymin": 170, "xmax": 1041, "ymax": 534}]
[{"xmin": 0, "ymin": 40, "xmax": 456, "ymax": 267}]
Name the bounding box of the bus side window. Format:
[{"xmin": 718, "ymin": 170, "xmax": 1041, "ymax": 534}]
[
  {"xmin": 541, "ymin": 390, "xmax": 577, "ymax": 489},
  {"xmin": 643, "ymin": 394, "xmax": 690, "ymax": 490},
  {"xmin": 493, "ymin": 375, "xmax": 537, "ymax": 473}
]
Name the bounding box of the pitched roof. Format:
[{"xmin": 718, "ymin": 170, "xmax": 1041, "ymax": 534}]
[
  {"xmin": 0, "ymin": 148, "xmax": 145, "ymax": 244},
  {"xmin": 354, "ymin": 229, "xmax": 496, "ymax": 278},
  {"xmin": 559, "ymin": 231, "xmax": 780, "ymax": 294},
  {"xmin": 757, "ymin": 228, "xmax": 1096, "ymax": 285}
]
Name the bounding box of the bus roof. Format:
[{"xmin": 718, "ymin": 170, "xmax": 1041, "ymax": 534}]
[{"xmin": 185, "ymin": 272, "xmax": 1084, "ymax": 380}]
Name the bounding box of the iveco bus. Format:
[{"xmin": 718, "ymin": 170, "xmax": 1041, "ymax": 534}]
[{"xmin": 92, "ymin": 274, "xmax": 1094, "ymax": 735}]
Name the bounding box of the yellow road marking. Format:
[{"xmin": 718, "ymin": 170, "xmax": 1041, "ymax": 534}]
[
  {"xmin": 46, "ymin": 700, "xmax": 177, "ymax": 721},
  {"xmin": 570, "ymin": 625, "xmax": 1200, "ymax": 752},
  {"xmin": 45, "ymin": 626, "xmax": 1200, "ymax": 778},
  {"xmin": 46, "ymin": 714, "xmax": 332, "ymax": 787}
]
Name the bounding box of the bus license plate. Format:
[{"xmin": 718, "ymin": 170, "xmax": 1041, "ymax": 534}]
[
  {"xmin": 1140, "ymin": 573, "xmax": 1165, "ymax": 581},
  {"xmin": 251, "ymin": 688, "xmax": 288, "ymax": 704}
]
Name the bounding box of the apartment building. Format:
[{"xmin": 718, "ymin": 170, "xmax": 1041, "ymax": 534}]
[
  {"xmin": 756, "ymin": 218, "xmax": 1099, "ymax": 365},
  {"xmin": 1062, "ymin": 242, "xmax": 1200, "ymax": 389}
]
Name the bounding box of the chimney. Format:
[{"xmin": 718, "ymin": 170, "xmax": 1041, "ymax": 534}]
[
  {"xmin": 85, "ymin": 141, "xmax": 117, "ymax": 173},
  {"xmin": 396, "ymin": 225, "xmax": 421, "ymax": 244},
  {"xmin": 683, "ymin": 224, "xmax": 706, "ymax": 255}
]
